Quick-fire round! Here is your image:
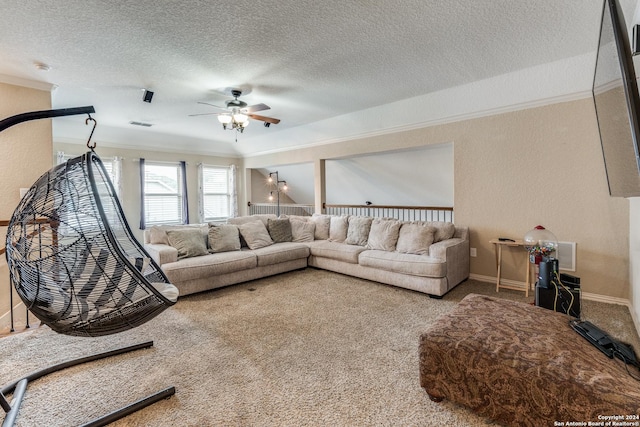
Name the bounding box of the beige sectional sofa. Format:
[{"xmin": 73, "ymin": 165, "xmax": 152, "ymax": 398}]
[{"xmin": 143, "ymin": 214, "xmax": 469, "ymax": 299}]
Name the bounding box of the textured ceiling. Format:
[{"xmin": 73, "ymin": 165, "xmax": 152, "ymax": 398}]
[{"xmin": 0, "ymin": 0, "xmax": 638, "ymax": 157}]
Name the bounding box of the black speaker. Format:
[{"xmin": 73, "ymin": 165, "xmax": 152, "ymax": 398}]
[
  {"xmin": 537, "ymin": 257, "xmax": 558, "ymax": 289},
  {"xmin": 536, "ymin": 283, "xmax": 581, "ymax": 318},
  {"xmin": 634, "ymin": 24, "xmax": 640, "ymax": 55},
  {"xmin": 143, "ymin": 90, "xmax": 154, "ymax": 103}
]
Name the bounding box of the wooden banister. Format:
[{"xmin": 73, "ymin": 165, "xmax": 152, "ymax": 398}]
[{"xmin": 0, "ymin": 218, "xmax": 51, "ymax": 256}]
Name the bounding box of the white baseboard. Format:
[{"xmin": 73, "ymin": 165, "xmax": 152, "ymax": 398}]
[
  {"xmin": 0, "ymin": 302, "xmax": 28, "ymax": 330},
  {"xmin": 469, "ymin": 273, "xmax": 631, "ymax": 305},
  {"xmin": 468, "ymin": 273, "xmax": 639, "ymax": 334},
  {"xmin": 470, "ymin": 273, "xmax": 524, "ymax": 289}
]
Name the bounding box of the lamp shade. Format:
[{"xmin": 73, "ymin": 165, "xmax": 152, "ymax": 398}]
[
  {"xmin": 233, "ymin": 113, "xmax": 248, "ymax": 123},
  {"xmin": 218, "ymin": 114, "xmax": 232, "ymax": 124},
  {"xmin": 523, "ymin": 225, "xmax": 558, "ymax": 264}
]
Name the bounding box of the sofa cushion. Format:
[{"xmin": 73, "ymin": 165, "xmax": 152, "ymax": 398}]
[
  {"xmin": 291, "ymin": 220, "xmax": 315, "ymax": 243},
  {"xmin": 366, "ymin": 219, "xmax": 401, "ymax": 251},
  {"xmin": 238, "ymin": 220, "xmax": 274, "ymax": 250},
  {"xmin": 396, "ymin": 224, "xmax": 436, "ymax": 255},
  {"xmin": 208, "ymin": 224, "xmax": 241, "ymax": 253},
  {"xmin": 283, "ymin": 214, "xmax": 310, "ymax": 223},
  {"xmin": 161, "ymin": 251, "xmax": 257, "ymax": 282},
  {"xmin": 311, "ymin": 214, "xmax": 331, "ymax": 240},
  {"xmin": 228, "ymin": 214, "xmax": 276, "ymax": 228},
  {"xmin": 252, "ymin": 242, "xmax": 310, "ymax": 267},
  {"xmin": 420, "ymin": 221, "xmax": 456, "ymax": 243},
  {"xmin": 328, "ymin": 215, "xmax": 349, "ymax": 243},
  {"xmin": 309, "ymin": 241, "xmax": 366, "ymax": 264},
  {"xmin": 359, "ymin": 250, "xmax": 446, "ymax": 278},
  {"xmin": 166, "ymin": 228, "xmax": 209, "ymax": 260},
  {"xmin": 267, "ymin": 218, "xmax": 293, "ymax": 243},
  {"xmin": 345, "ymin": 216, "xmax": 373, "ymax": 246}
]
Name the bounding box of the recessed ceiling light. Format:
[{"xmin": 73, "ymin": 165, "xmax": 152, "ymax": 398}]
[{"xmin": 34, "ymin": 62, "xmax": 51, "ymax": 71}]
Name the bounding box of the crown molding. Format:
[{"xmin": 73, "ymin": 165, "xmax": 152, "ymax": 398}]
[
  {"xmin": 0, "ymin": 73, "xmax": 56, "ymax": 92},
  {"xmin": 53, "ymin": 136, "xmax": 243, "ymax": 159},
  {"xmin": 243, "ymin": 90, "xmax": 594, "ymax": 158}
]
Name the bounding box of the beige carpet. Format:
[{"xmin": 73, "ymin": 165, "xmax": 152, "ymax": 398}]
[{"xmin": 1, "ymin": 269, "xmax": 638, "ymax": 426}]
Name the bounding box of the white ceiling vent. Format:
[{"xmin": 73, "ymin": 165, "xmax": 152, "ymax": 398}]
[{"xmin": 129, "ymin": 121, "xmax": 153, "ymax": 127}]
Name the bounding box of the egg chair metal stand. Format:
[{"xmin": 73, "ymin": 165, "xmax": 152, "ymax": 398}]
[{"xmin": 0, "ymin": 107, "xmax": 179, "ymax": 427}]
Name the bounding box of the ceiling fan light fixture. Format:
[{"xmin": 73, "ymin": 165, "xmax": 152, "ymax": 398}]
[
  {"xmin": 194, "ymin": 89, "xmax": 278, "ymax": 139},
  {"xmin": 233, "ymin": 113, "xmax": 248, "ymax": 123}
]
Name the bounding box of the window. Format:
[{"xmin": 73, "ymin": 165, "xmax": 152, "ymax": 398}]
[
  {"xmin": 201, "ymin": 165, "xmax": 231, "ymax": 221},
  {"xmin": 56, "ymin": 151, "xmax": 120, "ymax": 196},
  {"xmin": 142, "ymin": 161, "xmax": 187, "ymax": 227}
]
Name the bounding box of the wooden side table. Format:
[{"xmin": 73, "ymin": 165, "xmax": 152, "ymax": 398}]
[{"xmin": 490, "ymin": 239, "xmax": 532, "ymax": 297}]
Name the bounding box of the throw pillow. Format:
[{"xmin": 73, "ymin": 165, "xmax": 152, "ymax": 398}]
[
  {"xmin": 208, "ymin": 224, "xmax": 241, "ymax": 253},
  {"xmin": 291, "ymin": 220, "xmax": 315, "ymax": 242},
  {"xmin": 227, "ymin": 217, "xmax": 262, "ymax": 247},
  {"xmin": 366, "ymin": 219, "xmax": 401, "ymax": 251},
  {"xmin": 395, "ymin": 224, "xmax": 436, "ymax": 255},
  {"xmin": 166, "ymin": 228, "xmax": 209, "ymax": 260},
  {"xmin": 267, "ymin": 218, "xmax": 293, "ymax": 243},
  {"xmin": 148, "ymin": 225, "xmax": 170, "ymax": 245},
  {"xmin": 311, "ymin": 214, "xmax": 331, "ymax": 240},
  {"xmin": 328, "ymin": 215, "xmax": 349, "ymax": 243},
  {"xmin": 345, "ymin": 216, "xmax": 373, "ymax": 246},
  {"xmin": 426, "ymin": 221, "xmax": 456, "ymax": 242},
  {"xmin": 238, "ymin": 220, "xmax": 274, "ymax": 250},
  {"xmin": 148, "ymin": 225, "xmax": 208, "ymax": 245}
]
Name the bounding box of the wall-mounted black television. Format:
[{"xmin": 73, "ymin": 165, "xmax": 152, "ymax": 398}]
[{"xmin": 593, "ymin": 0, "xmax": 640, "ymax": 197}]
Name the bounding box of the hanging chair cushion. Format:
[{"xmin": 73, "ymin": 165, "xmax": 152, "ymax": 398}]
[
  {"xmin": 166, "ymin": 229, "xmax": 209, "ymax": 260},
  {"xmin": 151, "ymin": 282, "xmax": 179, "ymax": 303}
]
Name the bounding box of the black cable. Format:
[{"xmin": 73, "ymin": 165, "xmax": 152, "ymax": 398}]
[{"xmin": 612, "ymin": 348, "xmax": 640, "ymax": 381}]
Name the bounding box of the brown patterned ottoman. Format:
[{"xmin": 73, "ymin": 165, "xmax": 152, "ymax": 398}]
[{"xmin": 419, "ymin": 294, "xmax": 640, "ymax": 426}]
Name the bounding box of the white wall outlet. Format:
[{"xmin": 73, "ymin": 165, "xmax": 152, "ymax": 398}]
[{"xmin": 470, "ymin": 248, "xmax": 477, "ymax": 257}]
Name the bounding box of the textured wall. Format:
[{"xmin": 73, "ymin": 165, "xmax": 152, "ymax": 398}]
[
  {"xmin": 452, "ymin": 99, "xmax": 628, "ymax": 299},
  {"xmin": 0, "ymin": 83, "xmax": 52, "ymax": 218},
  {"xmin": 0, "ymin": 82, "xmax": 52, "ymax": 330},
  {"xmin": 244, "ymin": 97, "xmax": 630, "ymax": 300},
  {"xmin": 630, "ymin": 198, "xmax": 640, "ymax": 328}
]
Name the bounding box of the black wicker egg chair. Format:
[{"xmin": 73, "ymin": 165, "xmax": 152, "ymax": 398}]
[
  {"xmin": 0, "ymin": 107, "xmax": 178, "ymax": 427},
  {"xmin": 7, "ymin": 148, "xmax": 179, "ymax": 337}
]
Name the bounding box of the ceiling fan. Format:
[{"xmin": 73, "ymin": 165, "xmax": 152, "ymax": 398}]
[{"xmin": 189, "ymin": 89, "xmax": 281, "ymax": 131}]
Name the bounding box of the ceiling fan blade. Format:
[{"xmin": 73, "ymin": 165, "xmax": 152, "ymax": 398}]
[
  {"xmin": 188, "ymin": 112, "xmax": 220, "ymax": 117},
  {"xmin": 197, "ymin": 101, "xmax": 227, "ymax": 111},
  {"xmin": 249, "ymin": 114, "xmax": 280, "ymax": 124},
  {"xmin": 244, "ymin": 103, "xmax": 270, "ymax": 113}
]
